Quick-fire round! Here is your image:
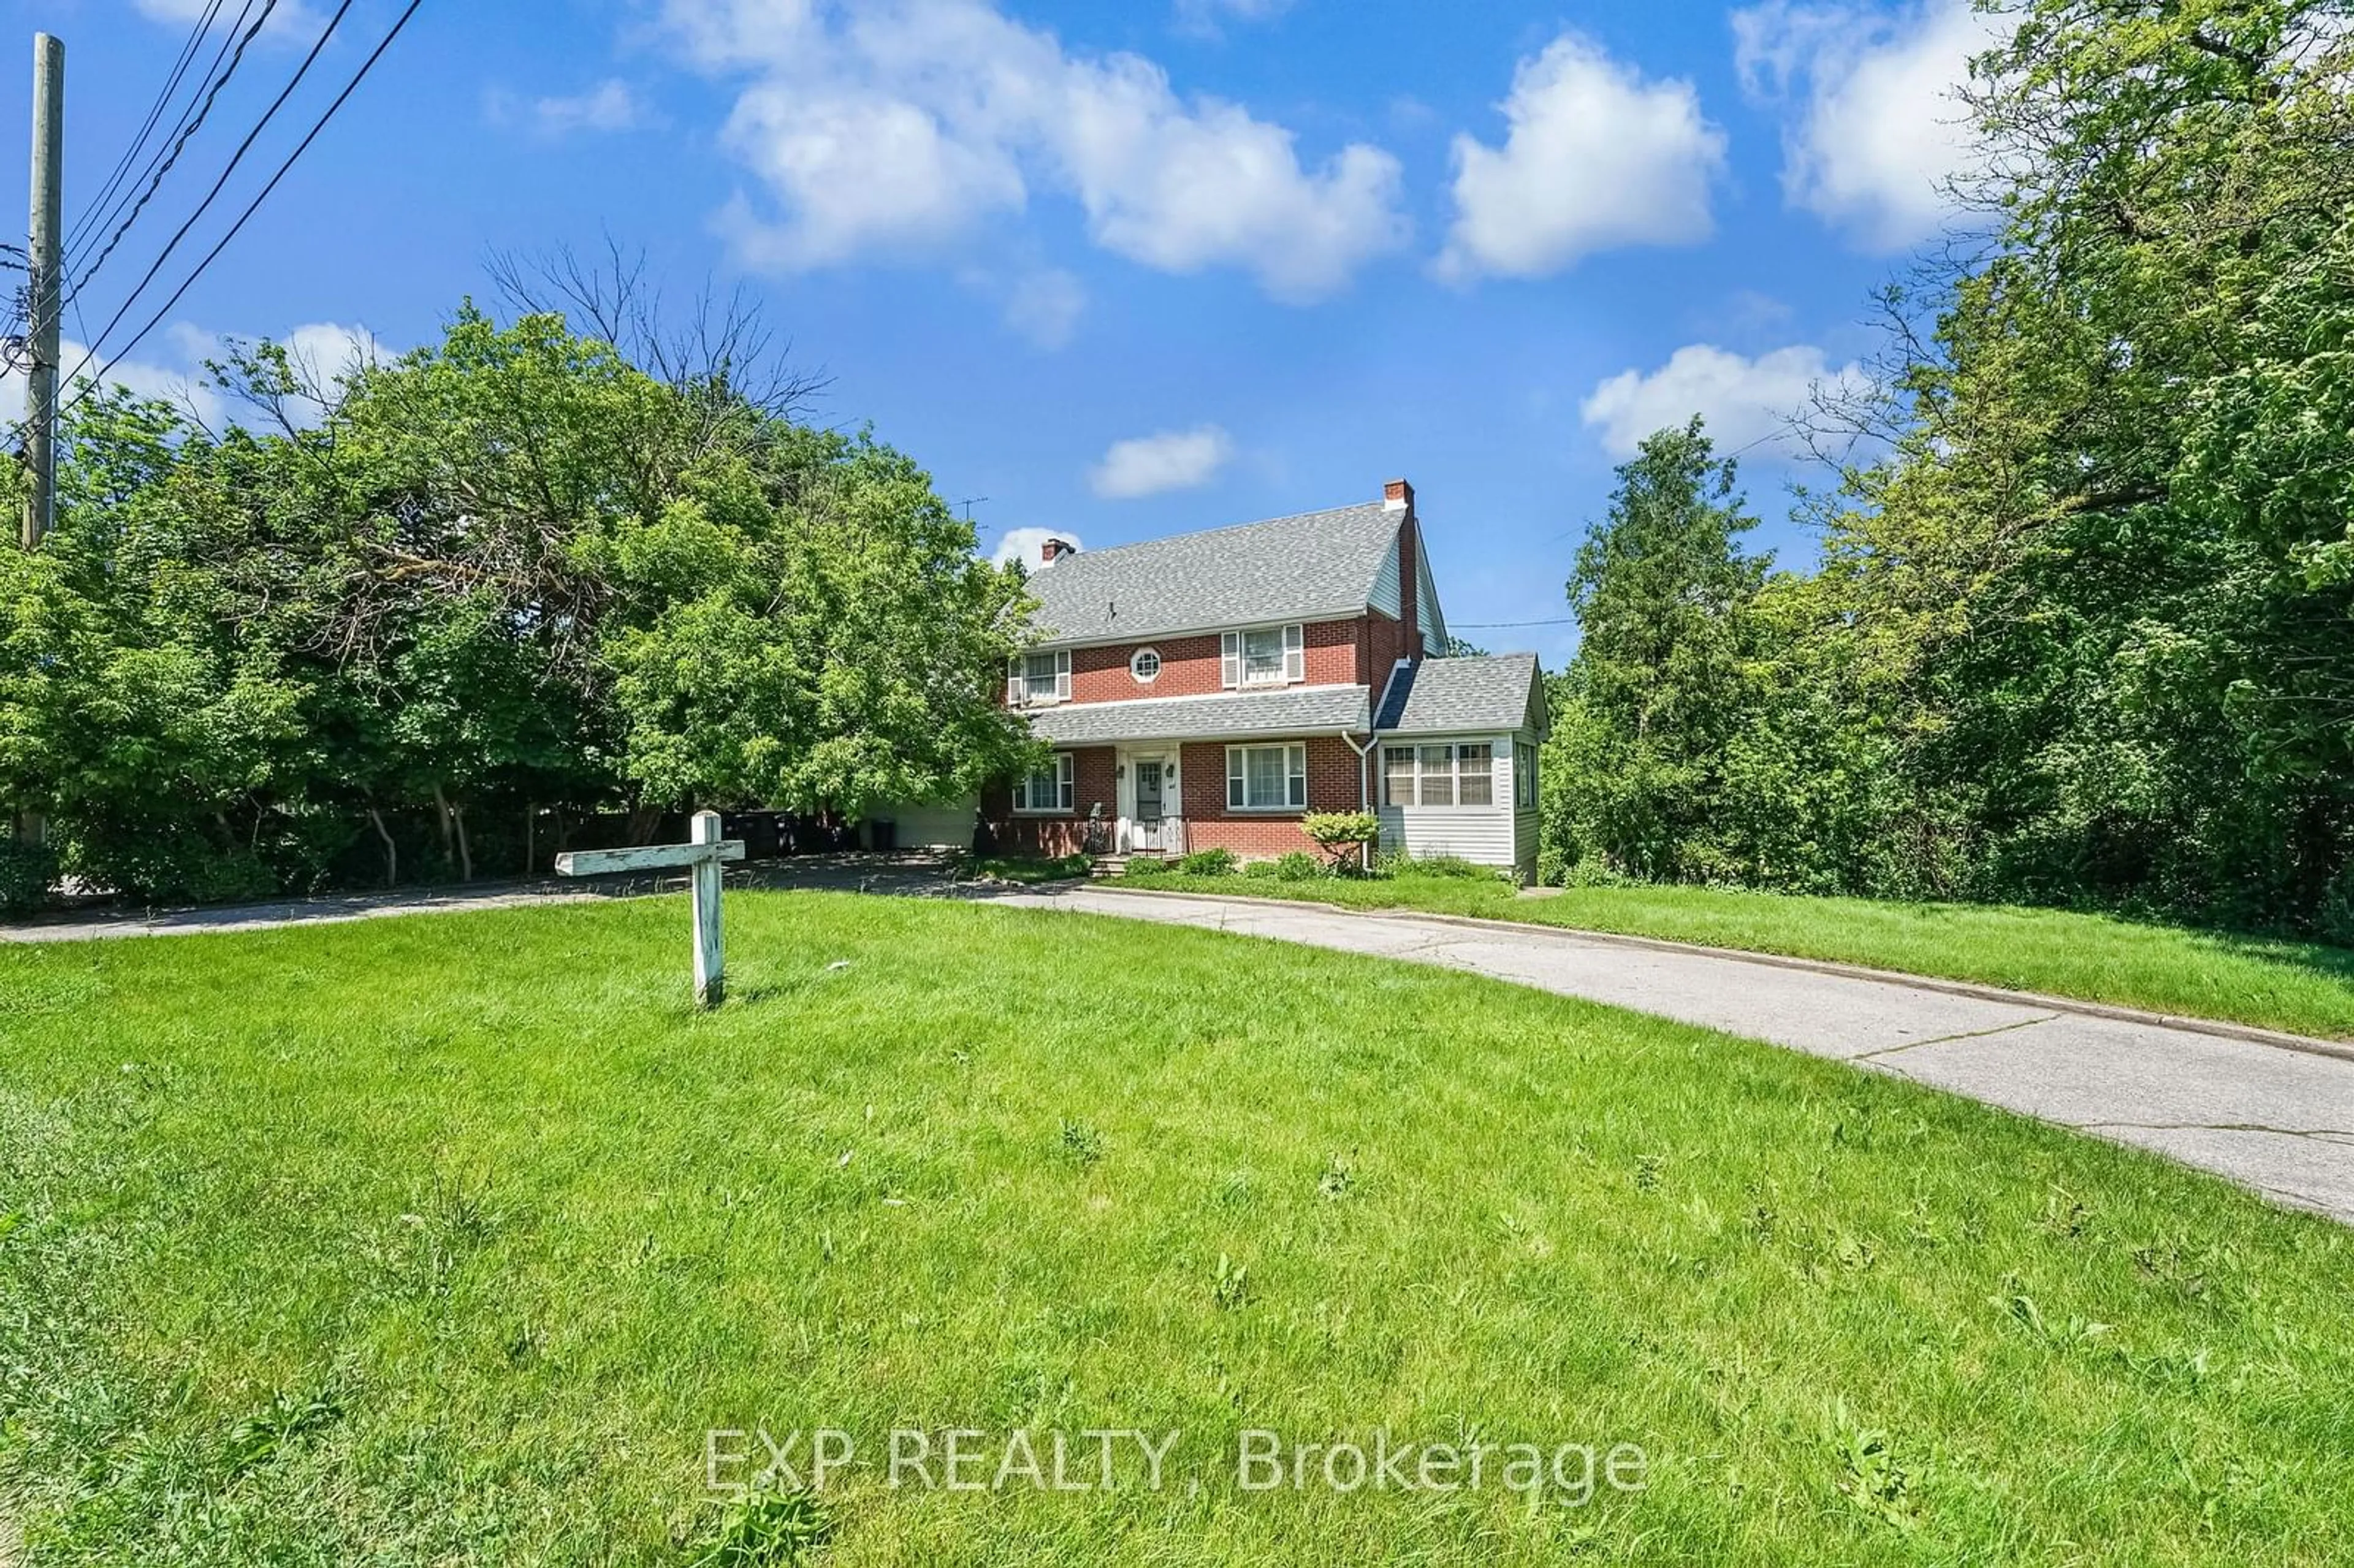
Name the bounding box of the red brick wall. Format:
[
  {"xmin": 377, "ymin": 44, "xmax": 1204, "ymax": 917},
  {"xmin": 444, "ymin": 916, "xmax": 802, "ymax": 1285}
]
[
  {"xmin": 1056, "ymin": 618, "xmax": 1361, "ymax": 705},
  {"xmin": 1175, "ymin": 735, "xmax": 1366, "ymax": 858}
]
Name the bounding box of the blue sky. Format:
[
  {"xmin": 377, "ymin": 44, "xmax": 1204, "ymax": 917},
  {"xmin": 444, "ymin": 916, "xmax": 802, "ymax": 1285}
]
[{"xmin": 7, "ymin": 0, "xmax": 1991, "ymax": 666}]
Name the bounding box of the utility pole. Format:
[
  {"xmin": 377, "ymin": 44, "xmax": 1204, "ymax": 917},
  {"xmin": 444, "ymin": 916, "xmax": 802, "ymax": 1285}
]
[
  {"xmin": 15, "ymin": 34, "xmax": 58, "ymax": 848},
  {"xmin": 22, "ymin": 31, "xmax": 61, "ymax": 549}
]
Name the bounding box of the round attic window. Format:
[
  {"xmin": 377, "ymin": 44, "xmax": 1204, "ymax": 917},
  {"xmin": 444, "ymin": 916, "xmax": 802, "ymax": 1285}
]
[{"xmin": 1130, "ymin": 647, "xmax": 1162, "ymax": 683}]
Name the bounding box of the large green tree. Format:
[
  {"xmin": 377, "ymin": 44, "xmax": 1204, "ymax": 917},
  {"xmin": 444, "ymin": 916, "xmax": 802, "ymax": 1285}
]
[{"xmin": 0, "ymin": 305, "xmax": 1037, "ymax": 901}]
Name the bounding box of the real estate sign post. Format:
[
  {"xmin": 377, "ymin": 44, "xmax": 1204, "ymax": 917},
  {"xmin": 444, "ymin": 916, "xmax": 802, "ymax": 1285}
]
[{"xmin": 555, "ymin": 810, "xmax": 744, "ymax": 1007}]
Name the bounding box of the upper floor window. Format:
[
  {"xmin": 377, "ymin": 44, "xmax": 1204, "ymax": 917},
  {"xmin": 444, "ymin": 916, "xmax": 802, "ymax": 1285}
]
[
  {"xmin": 1008, "ymin": 649, "xmax": 1071, "ymax": 706},
  {"xmin": 1221, "ymin": 624, "xmax": 1305, "ymax": 688},
  {"xmin": 1130, "ymin": 647, "xmax": 1162, "ymax": 684}
]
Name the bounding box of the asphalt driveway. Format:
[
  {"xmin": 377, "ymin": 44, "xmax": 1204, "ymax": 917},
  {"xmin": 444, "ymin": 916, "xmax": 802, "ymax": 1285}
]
[{"xmin": 986, "ymin": 885, "xmax": 2354, "ymax": 1226}]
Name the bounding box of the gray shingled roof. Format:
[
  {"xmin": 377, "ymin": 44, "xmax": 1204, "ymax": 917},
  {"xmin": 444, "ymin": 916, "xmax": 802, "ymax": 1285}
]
[
  {"xmin": 1373, "ymin": 654, "xmax": 1545, "ymax": 737},
  {"xmin": 1028, "ymin": 685, "xmax": 1370, "ymax": 745},
  {"xmin": 1025, "ymin": 502, "xmax": 1402, "ymax": 646}
]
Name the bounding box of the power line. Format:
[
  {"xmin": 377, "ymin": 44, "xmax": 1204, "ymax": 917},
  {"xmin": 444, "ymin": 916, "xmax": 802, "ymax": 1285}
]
[
  {"xmin": 52, "ymin": 0, "xmax": 426, "ymax": 427},
  {"xmin": 63, "ymin": 0, "xmax": 226, "ymax": 261},
  {"xmin": 65, "ymin": 1, "xmax": 253, "ymax": 265},
  {"xmin": 1452, "ymin": 617, "xmax": 1575, "ymax": 629},
  {"xmin": 65, "ymin": 0, "xmax": 355, "ymax": 375},
  {"xmin": 67, "ymin": 1, "xmax": 276, "ymax": 293}
]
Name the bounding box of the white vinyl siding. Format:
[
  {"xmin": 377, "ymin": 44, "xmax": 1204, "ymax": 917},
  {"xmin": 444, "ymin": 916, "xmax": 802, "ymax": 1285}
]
[
  {"xmin": 1369, "ymin": 535, "xmax": 1403, "ymax": 617},
  {"xmin": 1220, "ymin": 625, "xmax": 1305, "ymax": 688},
  {"xmin": 1376, "ymin": 731, "xmax": 1528, "ymax": 875},
  {"xmin": 1225, "ymin": 742, "xmax": 1307, "ymax": 811},
  {"xmin": 1013, "ymin": 753, "xmax": 1075, "ymax": 813},
  {"xmin": 1008, "ymin": 649, "xmax": 1071, "ymax": 705}
]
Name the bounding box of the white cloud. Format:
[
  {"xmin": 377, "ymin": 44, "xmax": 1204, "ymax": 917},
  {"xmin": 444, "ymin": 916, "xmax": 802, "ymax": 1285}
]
[
  {"xmin": 1172, "ymin": 0, "xmax": 1294, "ymax": 40},
  {"xmin": 1579, "ymin": 343, "xmax": 1868, "ymax": 460},
  {"xmin": 1733, "ymin": 0, "xmax": 1998, "ymax": 250},
  {"xmin": 278, "ymin": 322, "xmax": 389, "ymax": 387},
  {"xmin": 134, "ymin": 0, "xmax": 326, "ymax": 41},
  {"xmin": 497, "ymin": 79, "xmax": 655, "ymax": 137},
  {"xmin": 1089, "ymin": 425, "xmax": 1233, "ymax": 498},
  {"xmin": 992, "ymin": 526, "xmax": 1084, "ymax": 568},
  {"xmin": 999, "ymin": 268, "xmax": 1086, "ymax": 349},
  {"xmin": 4, "ymin": 322, "xmax": 392, "ymax": 435},
  {"xmin": 1437, "ymin": 32, "xmax": 1724, "ymax": 283},
  {"xmin": 662, "ymin": 0, "xmax": 1407, "ymax": 300}
]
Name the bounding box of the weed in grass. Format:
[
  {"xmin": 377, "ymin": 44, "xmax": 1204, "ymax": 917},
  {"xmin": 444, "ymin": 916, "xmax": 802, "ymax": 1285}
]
[
  {"xmin": 1632, "ymin": 1153, "xmax": 1667, "ymax": 1192},
  {"xmin": 1212, "ymin": 1252, "xmax": 1250, "ymax": 1310},
  {"xmin": 1826, "ymin": 1403, "xmax": 1918, "ymax": 1532},
  {"xmin": 223, "ymin": 1384, "xmax": 344, "ymax": 1479},
  {"xmin": 687, "ymin": 1488, "xmax": 832, "ymax": 1567},
  {"xmin": 1057, "ymin": 1117, "xmax": 1106, "ymax": 1168},
  {"xmin": 1316, "ymin": 1151, "xmax": 1353, "ymax": 1200}
]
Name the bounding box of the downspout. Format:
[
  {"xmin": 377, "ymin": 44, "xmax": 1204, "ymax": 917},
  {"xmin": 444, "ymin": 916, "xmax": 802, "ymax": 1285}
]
[{"xmin": 1339, "ymin": 728, "xmax": 1375, "ymax": 871}]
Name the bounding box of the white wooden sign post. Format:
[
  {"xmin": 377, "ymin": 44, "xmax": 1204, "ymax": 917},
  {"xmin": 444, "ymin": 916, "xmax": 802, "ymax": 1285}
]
[{"xmin": 554, "ymin": 810, "xmax": 745, "ymax": 1007}]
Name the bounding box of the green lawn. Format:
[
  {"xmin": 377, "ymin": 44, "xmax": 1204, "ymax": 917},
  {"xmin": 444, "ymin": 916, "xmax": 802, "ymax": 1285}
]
[
  {"xmin": 2, "ymin": 893, "xmax": 2349, "ymax": 1565},
  {"xmin": 1116, "ymin": 872, "xmax": 2354, "ymax": 1041}
]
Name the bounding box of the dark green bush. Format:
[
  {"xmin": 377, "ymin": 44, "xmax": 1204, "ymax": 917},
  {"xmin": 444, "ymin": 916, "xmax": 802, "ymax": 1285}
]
[
  {"xmin": 1274, "ymin": 851, "xmax": 1325, "ymax": 881},
  {"xmin": 1242, "ymin": 859, "xmax": 1280, "ymax": 878},
  {"xmin": 0, "ymin": 839, "xmax": 58, "ymax": 916},
  {"xmin": 1176, "ymin": 847, "xmax": 1238, "ymax": 877},
  {"xmin": 1122, "ymin": 856, "xmax": 1171, "ymax": 878}
]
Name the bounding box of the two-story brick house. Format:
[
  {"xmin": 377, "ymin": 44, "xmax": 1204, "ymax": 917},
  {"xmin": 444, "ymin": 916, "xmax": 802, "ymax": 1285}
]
[{"xmin": 958, "ymin": 479, "xmax": 1548, "ymax": 878}]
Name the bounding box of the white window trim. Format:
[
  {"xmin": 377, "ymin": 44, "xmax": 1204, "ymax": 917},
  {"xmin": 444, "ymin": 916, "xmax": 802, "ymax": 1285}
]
[
  {"xmin": 1009, "ymin": 649, "xmax": 1072, "ymax": 707},
  {"xmin": 1224, "ymin": 742, "xmax": 1308, "ymax": 813},
  {"xmin": 1221, "ymin": 624, "xmax": 1306, "ymax": 690},
  {"xmin": 1129, "ymin": 646, "xmax": 1162, "ymax": 685},
  {"xmin": 1381, "ymin": 740, "xmax": 1499, "ymax": 810},
  {"xmin": 1012, "ymin": 752, "xmax": 1076, "ymax": 815}
]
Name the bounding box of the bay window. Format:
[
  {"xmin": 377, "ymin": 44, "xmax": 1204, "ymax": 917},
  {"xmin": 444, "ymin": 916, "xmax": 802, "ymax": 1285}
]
[
  {"xmin": 1225, "ymin": 742, "xmax": 1308, "ymax": 810},
  {"xmin": 1381, "ymin": 742, "xmax": 1495, "ymax": 807}
]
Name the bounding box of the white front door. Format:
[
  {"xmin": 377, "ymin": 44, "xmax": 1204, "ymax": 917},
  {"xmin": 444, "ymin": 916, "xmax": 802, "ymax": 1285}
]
[{"xmin": 1125, "ymin": 752, "xmax": 1179, "ymax": 851}]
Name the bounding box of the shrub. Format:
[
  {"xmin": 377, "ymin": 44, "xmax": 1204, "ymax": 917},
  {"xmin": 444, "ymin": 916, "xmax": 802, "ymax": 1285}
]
[
  {"xmin": 1241, "ymin": 859, "xmax": 1280, "ymax": 878},
  {"xmin": 0, "ymin": 839, "xmax": 58, "ymax": 917},
  {"xmin": 1274, "ymin": 850, "xmax": 1325, "ymax": 881},
  {"xmin": 1176, "ymin": 847, "xmax": 1238, "ymax": 877},
  {"xmin": 1302, "ymin": 810, "xmax": 1379, "ymax": 850},
  {"xmin": 1122, "ymin": 856, "xmax": 1171, "ymax": 878}
]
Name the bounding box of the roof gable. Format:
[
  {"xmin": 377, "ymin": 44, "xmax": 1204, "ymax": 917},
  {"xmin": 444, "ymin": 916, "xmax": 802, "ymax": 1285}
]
[
  {"xmin": 1023, "ymin": 502, "xmax": 1403, "ymax": 646},
  {"xmin": 1374, "ymin": 653, "xmax": 1546, "ymax": 737}
]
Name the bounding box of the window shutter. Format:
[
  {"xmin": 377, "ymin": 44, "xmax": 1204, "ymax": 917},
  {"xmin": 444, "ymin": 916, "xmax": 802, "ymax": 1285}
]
[
  {"xmin": 1055, "ymin": 650, "xmax": 1072, "ymax": 700},
  {"xmin": 1221, "ymin": 632, "xmax": 1241, "ymax": 688},
  {"xmin": 1282, "ymin": 623, "xmax": 1305, "ymax": 682},
  {"xmin": 1225, "ymin": 747, "xmax": 1244, "ymax": 809}
]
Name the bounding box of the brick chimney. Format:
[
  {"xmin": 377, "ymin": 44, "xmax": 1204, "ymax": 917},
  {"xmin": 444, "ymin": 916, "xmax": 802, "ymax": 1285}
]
[
  {"xmin": 1038, "ymin": 536, "xmax": 1077, "ymax": 565},
  {"xmin": 1382, "ymin": 478, "xmax": 1414, "ymax": 515}
]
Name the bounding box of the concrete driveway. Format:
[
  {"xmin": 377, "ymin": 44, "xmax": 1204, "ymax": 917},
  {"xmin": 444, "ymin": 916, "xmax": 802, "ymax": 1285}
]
[{"xmin": 984, "ymin": 885, "xmax": 2354, "ymax": 1226}]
